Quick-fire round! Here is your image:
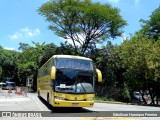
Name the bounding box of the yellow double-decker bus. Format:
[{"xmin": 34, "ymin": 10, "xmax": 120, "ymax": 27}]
[{"xmin": 37, "ymin": 55, "xmax": 102, "ymax": 108}]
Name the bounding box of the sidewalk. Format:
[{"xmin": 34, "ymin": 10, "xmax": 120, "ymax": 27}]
[
  {"xmin": 0, "ymin": 90, "xmax": 30, "ymax": 105},
  {"xmin": 0, "ymin": 90, "xmax": 28, "ymax": 100},
  {"xmin": 95, "ymin": 100, "xmax": 160, "ymax": 107}
]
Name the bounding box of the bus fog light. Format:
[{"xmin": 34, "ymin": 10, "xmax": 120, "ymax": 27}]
[
  {"xmin": 86, "ymin": 97, "xmax": 93, "ymax": 101},
  {"xmin": 55, "ymin": 96, "xmax": 65, "ymax": 100}
]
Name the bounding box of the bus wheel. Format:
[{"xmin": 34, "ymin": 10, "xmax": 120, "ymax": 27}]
[
  {"xmin": 38, "ymin": 90, "xmax": 40, "ymax": 97},
  {"xmin": 47, "ymin": 94, "xmax": 49, "ymax": 103},
  {"xmin": 47, "ymin": 94, "xmax": 52, "ymax": 109}
]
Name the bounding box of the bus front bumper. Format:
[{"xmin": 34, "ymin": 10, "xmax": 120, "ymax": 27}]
[{"xmin": 53, "ymin": 99, "xmax": 94, "ymax": 107}]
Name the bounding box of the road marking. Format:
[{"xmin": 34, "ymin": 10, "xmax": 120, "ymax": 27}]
[
  {"xmin": 88, "ymin": 117, "xmax": 137, "ymax": 120},
  {"xmin": 28, "ymin": 94, "xmax": 43, "ymax": 111},
  {"xmin": 118, "ymin": 118, "xmax": 137, "ymax": 120},
  {"xmin": 81, "ymin": 113, "xmax": 87, "ymax": 120}
]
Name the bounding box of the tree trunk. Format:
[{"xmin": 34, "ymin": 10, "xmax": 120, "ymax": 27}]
[
  {"xmin": 148, "ymin": 88, "xmax": 155, "ymax": 105},
  {"xmin": 156, "ymin": 96, "xmax": 158, "ymax": 106},
  {"xmin": 142, "ymin": 95, "xmax": 147, "ymax": 105}
]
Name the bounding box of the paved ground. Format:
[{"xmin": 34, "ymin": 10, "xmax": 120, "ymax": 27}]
[{"xmin": 0, "ymin": 90, "xmax": 159, "ymax": 120}]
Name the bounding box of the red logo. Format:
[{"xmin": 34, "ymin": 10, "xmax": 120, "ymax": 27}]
[{"xmin": 74, "ymin": 97, "xmax": 77, "ymax": 100}]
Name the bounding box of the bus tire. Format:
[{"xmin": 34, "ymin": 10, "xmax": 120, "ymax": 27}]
[
  {"xmin": 47, "ymin": 94, "xmax": 49, "ymax": 103},
  {"xmin": 47, "ymin": 94, "xmax": 52, "ymax": 109},
  {"xmin": 38, "ymin": 90, "xmax": 40, "ymax": 97}
]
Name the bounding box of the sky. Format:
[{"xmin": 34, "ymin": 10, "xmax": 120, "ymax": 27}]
[{"xmin": 0, "ymin": 0, "xmax": 160, "ymax": 51}]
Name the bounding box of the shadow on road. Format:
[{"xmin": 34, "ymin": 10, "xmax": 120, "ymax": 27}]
[{"xmin": 37, "ymin": 96, "xmax": 101, "ymax": 117}]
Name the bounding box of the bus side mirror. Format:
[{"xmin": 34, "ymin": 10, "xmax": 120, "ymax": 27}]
[
  {"xmin": 96, "ymin": 69, "xmax": 102, "ymax": 82},
  {"xmin": 51, "ymin": 66, "xmax": 56, "ymax": 80}
]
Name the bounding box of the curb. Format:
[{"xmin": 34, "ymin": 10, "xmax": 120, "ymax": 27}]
[{"xmin": 95, "ymin": 100, "xmax": 137, "ymax": 105}]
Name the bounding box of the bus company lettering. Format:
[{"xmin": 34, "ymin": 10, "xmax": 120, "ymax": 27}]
[{"xmin": 12, "ymin": 112, "xmax": 42, "ymax": 117}]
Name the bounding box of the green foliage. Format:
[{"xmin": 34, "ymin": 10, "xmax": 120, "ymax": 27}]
[
  {"xmin": 0, "ymin": 47, "xmax": 19, "ymax": 81},
  {"xmin": 94, "ymin": 96, "xmax": 115, "ymax": 101},
  {"xmin": 139, "ymin": 6, "xmax": 160, "ymax": 40},
  {"xmin": 119, "ymin": 83, "xmax": 130, "ymax": 102},
  {"xmin": 18, "ymin": 43, "xmax": 30, "ymax": 51},
  {"xmin": 17, "ymin": 42, "xmax": 56, "ymax": 85},
  {"xmin": 0, "ymin": 67, "xmax": 2, "ymax": 76},
  {"xmin": 120, "ymin": 36, "xmax": 150, "ymax": 89},
  {"xmin": 38, "ymin": 0, "xmax": 126, "ymax": 54},
  {"xmin": 120, "ymin": 38, "xmax": 147, "ymax": 90},
  {"xmin": 95, "ymin": 42, "xmax": 121, "ymax": 86},
  {"xmin": 119, "ymin": 35, "xmax": 160, "ymax": 104},
  {"xmin": 56, "ymin": 41, "xmax": 79, "ymax": 55},
  {"xmin": 89, "ymin": 41, "xmax": 130, "ymax": 101},
  {"xmin": 0, "ymin": 3, "xmax": 160, "ymax": 104},
  {"xmin": 39, "ymin": 43, "xmax": 57, "ymax": 67}
]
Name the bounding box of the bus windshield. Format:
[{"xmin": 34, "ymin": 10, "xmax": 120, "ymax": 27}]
[
  {"xmin": 55, "ymin": 58, "xmax": 93, "ymax": 71},
  {"xmin": 54, "ymin": 69, "xmax": 94, "ymax": 94}
]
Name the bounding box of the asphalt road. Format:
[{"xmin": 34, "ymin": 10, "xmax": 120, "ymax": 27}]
[{"xmin": 0, "ymin": 90, "xmax": 159, "ymax": 120}]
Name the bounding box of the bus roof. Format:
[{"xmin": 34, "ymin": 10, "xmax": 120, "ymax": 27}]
[
  {"xmin": 53, "ymin": 55, "xmax": 92, "ymax": 61},
  {"xmin": 39, "ymin": 55, "xmax": 93, "ymax": 70}
]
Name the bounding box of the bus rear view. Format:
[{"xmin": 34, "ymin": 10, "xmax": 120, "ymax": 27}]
[{"xmin": 37, "ymin": 55, "xmax": 102, "ymax": 108}]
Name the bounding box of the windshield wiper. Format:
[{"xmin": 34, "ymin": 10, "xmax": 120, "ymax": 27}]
[{"xmin": 79, "ymin": 82, "xmax": 86, "ymax": 94}]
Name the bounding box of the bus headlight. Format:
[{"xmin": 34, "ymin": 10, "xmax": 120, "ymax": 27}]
[
  {"xmin": 55, "ymin": 96, "xmax": 65, "ymax": 100},
  {"xmin": 86, "ymin": 97, "xmax": 93, "ymax": 101}
]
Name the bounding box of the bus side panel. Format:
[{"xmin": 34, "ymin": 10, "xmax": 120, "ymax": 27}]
[{"xmin": 38, "ymin": 75, "xmax": 51, "ymax": 102}]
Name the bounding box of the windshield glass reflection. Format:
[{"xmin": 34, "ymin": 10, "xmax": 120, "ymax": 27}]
[{"xmin": 54, "ymin": 69, "xmax": 94, "ymax": 94}]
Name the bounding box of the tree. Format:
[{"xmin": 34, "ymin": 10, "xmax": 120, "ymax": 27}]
[
  {"xmin": 119, "ymin": 35, "xmax": 160, "ymax": 105},
  {"xmin": 0, "ymin": 67, "xmax": 2, "ymax": 77},
  {"xmin": 119, "ymin": 36, "xmax": 149, "ymax": 104},
  {"xmin": 145, "ymin": 40, "xmax": 160, "ymax": 105},
  {"xmin": 0, "ymin": 46, "xmax": 3, "ymax": 78},
  {"xmin": 38, "ymin": 0, "xmax": 126, "ymax": 55},
  {"xmin": 17, "ymin": 42, "xmax": 46, "ymax": 87},
  {"xmin": 17, "ymin": 42, "xmax": 58, "ymax": 90},
  {"xmin": 18, "ymin": 43, "xmax": 30, "ymax": 52},
  {"xmin": 132, "ymin": 6, "xmax": 160, "ymax": 105},
  {"xmin": 56, "ymin": 41, "xmax": 78, "ymax": 55},
  {"xmin": 39, "ymin": 43, "xmax": 57, "ymax": 67},
  {"xmin": 17, "ymin": 46, "xmax": 38, "ymax": 86},
  {"xmin": 0, "ymin": 46, "xmax": 19, "ymax": 82},
  {"xmin": 88, "ymin": 41, "xmax": 130, "ymax": 102},
  {"xmin": 139, "ymin": 6, "xmax": 160, "ymax": 40}
]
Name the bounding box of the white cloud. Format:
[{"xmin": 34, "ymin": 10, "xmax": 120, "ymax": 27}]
[
  {"xmin": 10, "ymin": 32, "xmax": 23, "ymax": 39},
  {"xmin": 108, "ymin": 0, "xmax": 119, "ymax": 4},
  {"xmin": 10, "ymin": 27, "xmax": 40, "ymax": 40},
  {"xmin": 4, "ymin": 47, "xmax": 16, "ymax": 51},
  {"xmin": 60, "ymin": 37, "xmax": 81, "ymax": 46},
  {"xmin": 21, "ymin": 27, "xmax": 40, "ymax": 37}
]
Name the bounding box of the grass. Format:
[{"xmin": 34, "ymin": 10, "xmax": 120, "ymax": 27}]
[{"xmin": 94, "ymin": 96, "xmax": 116, "ymax": 102}]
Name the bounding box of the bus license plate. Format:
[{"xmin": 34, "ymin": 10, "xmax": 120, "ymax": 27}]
[{"xmin": 72, "ymin": 103, "xmax": 79, "ymax": 106}]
